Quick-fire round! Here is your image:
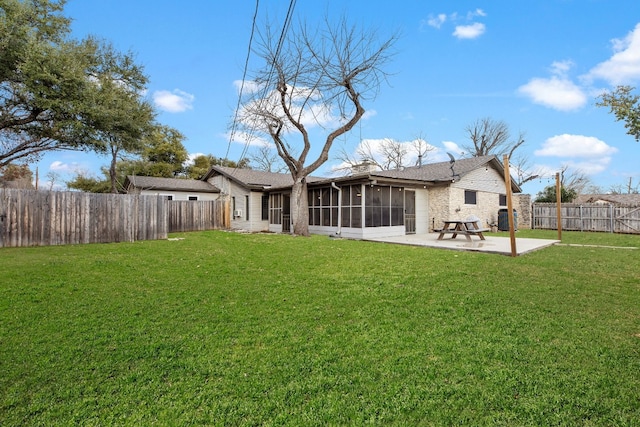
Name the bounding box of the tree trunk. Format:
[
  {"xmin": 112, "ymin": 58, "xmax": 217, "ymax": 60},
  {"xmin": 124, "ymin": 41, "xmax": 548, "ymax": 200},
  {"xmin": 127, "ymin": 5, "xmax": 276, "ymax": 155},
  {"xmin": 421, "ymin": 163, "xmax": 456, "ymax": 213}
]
[
  {"xmin": 109, "ymin": 147, "xmax": 118, "ymax": 194},
  {"xmin": 290, "ymin": 178, "xmax": 309, "ymax": 236}
]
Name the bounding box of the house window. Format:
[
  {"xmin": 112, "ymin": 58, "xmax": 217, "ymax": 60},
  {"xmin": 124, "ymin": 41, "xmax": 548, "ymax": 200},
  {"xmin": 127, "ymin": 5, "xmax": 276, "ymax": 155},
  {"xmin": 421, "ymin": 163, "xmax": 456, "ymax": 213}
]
[
  {"xmin": 341, "ymin": 184, "xmax": 362, "ymax": 228},
  {"xmin": 499, "ymin": 194, "xmax": 507, "ymax": 206},
  {"xmin": 308, "ymin": 186, "xmax": 339, "ymax": 227},
  {"xmin": 188, "ymin": 196, "xmax": 198, "ymax": 201},
  {"xmin": 464, "ymin": 190, "xmax": 477, "ymax": 205},
  {"xmin": 245, "ymin": 195, "xmax": 249, "ymax": 220},
  {"xmin": 365, "ymin": 185, "xmax": 404, "ymax": 227},
  {"xmin": 164, "ymin": 195, "xmax": 173, "ymax": 200},
  {"xmin": 261, "ymin": 195, "xmax": 269, "ymax": 220},
  {"xmin": 269, "ymin": 194, "xmax": 282, "ymax": 224},
  {"xmin": 232, "ymin": 196, "xmax": 236, "ymax": 212}
]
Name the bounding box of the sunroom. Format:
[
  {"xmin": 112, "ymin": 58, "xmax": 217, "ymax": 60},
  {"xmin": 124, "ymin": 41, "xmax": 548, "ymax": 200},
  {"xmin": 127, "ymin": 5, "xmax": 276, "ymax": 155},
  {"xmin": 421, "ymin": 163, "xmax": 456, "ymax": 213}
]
[{"xmin": 267, "ymin": 179, "xmax": 430, "ymax": 239}]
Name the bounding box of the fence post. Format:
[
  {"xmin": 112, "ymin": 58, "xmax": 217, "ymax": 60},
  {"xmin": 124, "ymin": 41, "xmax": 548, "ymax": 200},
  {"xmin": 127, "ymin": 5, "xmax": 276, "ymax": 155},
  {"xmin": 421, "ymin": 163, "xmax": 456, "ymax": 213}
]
[{"xmin": 610, "ymin": 204, "xmax": 614, "ymax": 233}]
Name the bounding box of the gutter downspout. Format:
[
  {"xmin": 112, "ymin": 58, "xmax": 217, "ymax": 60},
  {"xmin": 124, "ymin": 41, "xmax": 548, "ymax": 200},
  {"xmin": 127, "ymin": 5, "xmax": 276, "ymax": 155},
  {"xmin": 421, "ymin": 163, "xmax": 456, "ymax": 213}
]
[{"xmin": 331, "ymin": 182, "xmax": 342, "ymax": 236}]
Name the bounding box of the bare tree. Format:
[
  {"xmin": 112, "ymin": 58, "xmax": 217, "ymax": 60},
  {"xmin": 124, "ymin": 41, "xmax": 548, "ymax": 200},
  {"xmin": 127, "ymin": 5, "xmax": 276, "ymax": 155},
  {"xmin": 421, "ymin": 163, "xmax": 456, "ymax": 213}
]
[
  {"xmin": 334, "ymin": 135, "xmax": 434, "ymax": 173},
  {"xmin": 45, "ymin": 171, "xmax": 61, "ymax": 191},
  {"xmin": 248, "ymin": 144, "xmax": 287, "ymax": 173},
  {"xmin": 412, "ymin": 133, "xmax": 436, "ymax": 166},
  {"xmin": 510, "ymin": 153, "xmax": 543, "ymax": 187},
  {"xmin": 238, "ymin": 16, "xmax": 397, "ymax": 235},
  {"xmin": 609, "ymin": 177, "xmax": 639, "ymax": 194},
  {"xmin": 463, "ymin": 117, "xmax": 525, "ymax": 159},
  {"xmin": 561, "ymin": 165, "xmax": 591, "ymax": 195}
]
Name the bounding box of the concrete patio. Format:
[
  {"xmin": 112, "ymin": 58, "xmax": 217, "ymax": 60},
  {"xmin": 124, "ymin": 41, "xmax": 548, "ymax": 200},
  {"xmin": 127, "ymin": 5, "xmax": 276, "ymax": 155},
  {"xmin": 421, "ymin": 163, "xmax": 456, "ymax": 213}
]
[{"xmin": 366, "ymin": 233, "xmax": 559, "ymax": 256}]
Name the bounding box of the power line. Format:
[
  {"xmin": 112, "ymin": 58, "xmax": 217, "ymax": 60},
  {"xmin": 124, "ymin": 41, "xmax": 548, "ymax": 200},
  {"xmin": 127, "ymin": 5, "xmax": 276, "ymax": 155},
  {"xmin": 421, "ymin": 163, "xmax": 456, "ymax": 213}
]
[
  {"xmin": 236, "ymin": 0, "xmax": 298, "ymax": 168},
  {"xmin": 224, "ymin": 0, "xmax": 260, "ymax": 162}
]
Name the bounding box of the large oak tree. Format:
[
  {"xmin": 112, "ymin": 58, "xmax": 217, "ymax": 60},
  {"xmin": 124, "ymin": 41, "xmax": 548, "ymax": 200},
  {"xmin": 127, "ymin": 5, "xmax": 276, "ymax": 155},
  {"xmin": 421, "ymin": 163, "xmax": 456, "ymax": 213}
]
[{"xmin": 1, "ymin": 0, "xmax": 155, "ymax": 178}]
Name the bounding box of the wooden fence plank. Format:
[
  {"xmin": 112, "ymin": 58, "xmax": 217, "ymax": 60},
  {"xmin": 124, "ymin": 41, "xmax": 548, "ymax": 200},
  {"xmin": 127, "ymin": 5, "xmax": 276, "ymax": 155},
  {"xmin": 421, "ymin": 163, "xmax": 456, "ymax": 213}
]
[
  {"xmin": 0, "ymin": 189, "xmax": 226, "ymax": 248},
  {"xmin": 532, "ymin": 202, "xmax": 640, "ymax": 234}
]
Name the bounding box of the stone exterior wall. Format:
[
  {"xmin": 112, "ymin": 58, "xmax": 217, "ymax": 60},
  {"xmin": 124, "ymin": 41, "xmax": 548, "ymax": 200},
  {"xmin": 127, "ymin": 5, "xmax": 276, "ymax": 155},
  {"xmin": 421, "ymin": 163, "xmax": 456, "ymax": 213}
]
[
  {"xmin": 426, "ymin": 167, "xmax": 532, "ymax": 231},
  {"xmin": 427, "ymin": 186, "xmax": 451, "ymax": 231},
  {"xmin": 513, "ymin": 193, "xmax": 532, "ymax": 229}
]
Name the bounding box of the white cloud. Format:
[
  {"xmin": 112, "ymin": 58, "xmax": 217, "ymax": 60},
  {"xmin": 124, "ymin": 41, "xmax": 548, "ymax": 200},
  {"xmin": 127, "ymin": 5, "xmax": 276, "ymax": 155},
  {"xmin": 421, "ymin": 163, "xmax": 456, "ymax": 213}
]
[
  {"xmin": 562, "ymin": 159, "xmax": 612, "ymax": 175},
  {"xmin": 153, "ymin": 89, "xmax": 195, "ymax": 113},
  {"xmin": 224, "ymin": 130, "xmax": 270, "ymax": 147},
  {"xmin": 467, "ymin": 8, "xmax": 486, "ymax": 19},
  {"xmin": 587, "ymin": 23, "xmax": 640, "ymax": 85},
  {"xmin": 49, "ymin": 161, "xmax": 84, "ymax": 174},
  {"xmin": 425, "ymin": 13, "xmax": 447, "ymax": 29},
  {"xmin": 453, "ymin": 22, "xmax": 486, "ymax": 39},
  {"xmin": 442, "ymin": 140, "xmax": 465, "ymax": 157},
  {"xmin": 517, "ymin": 76, "xmax": 587, "ymax": 111},
  {"xmin": 184, "ymin": 152, "xmax": 205, "ymax": 166},
  {"xmin": 363, "ymin": 110, "xmax": 377, "ymax": 120},
  {"xmin": 233, "ymin": 79, "xmax": 262, "ymax": 94},
  {"xmin": 535, "ymin": 134, "xmax": 618, "ymax": 158},
  {"xmin": 423, "ymin": 10, "xmax": 487, "ymax": 39},
  {"xmin": 550, "ymin": 60, "xmax": 574, "ymax": 77}
]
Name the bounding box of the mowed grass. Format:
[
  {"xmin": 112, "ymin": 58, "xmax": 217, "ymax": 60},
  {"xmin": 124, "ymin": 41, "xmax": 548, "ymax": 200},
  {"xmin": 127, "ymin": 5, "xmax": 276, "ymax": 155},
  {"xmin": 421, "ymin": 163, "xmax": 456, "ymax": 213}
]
[{"xmin": 1, "ymin": 230, "xmax": 639, "ymax": 426}]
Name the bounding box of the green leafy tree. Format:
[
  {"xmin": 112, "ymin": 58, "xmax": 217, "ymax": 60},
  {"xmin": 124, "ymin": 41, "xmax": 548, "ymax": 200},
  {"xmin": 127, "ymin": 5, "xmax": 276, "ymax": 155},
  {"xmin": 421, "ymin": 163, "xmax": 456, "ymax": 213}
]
[
  {"xmin": 136, "ymin": 125, "xmax": 188, "ymax": 177},
  {"xmin": 597, "ymin": 85, "xmax": 640, "ymax": 142},
  {"xmin": 81, "ymin": 43, "xmax": 155, "ymax": 193},
  {"xmin": 0, "ymin": 163, "xmax": 33, "ymax": 188},
  {"xmin": 534, "ymin": 185, "xmax": 577, "ymax": 203},
  {"xmin": 185, "ymin": 154, "xmax": 251, "ymax": 179},
  {"xmin": 67, "ymin": 124, "xmax": 189, "ymax": 192},
  {"xmin": 66, "ymin": 171, "xmax": 111, "ymax": 193},
  {"xmin": 0, "ymin": 0, "xmax": 105, "ymax": 167}
]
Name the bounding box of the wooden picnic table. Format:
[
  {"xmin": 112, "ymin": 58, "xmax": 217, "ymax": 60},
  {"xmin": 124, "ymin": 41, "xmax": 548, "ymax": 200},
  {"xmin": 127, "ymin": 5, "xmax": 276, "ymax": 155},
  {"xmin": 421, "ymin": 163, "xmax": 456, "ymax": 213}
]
[{"xmin": 437, "ymin": 219, "xmax": 489, "ymax": 241}]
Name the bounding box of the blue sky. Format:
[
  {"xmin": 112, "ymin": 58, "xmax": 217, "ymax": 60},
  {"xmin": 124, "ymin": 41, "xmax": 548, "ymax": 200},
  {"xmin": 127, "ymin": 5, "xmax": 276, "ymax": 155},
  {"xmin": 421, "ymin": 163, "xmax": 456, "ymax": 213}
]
[{"xmin": 39, "ymin": 0, "xmax": 640, "ymax": 196}]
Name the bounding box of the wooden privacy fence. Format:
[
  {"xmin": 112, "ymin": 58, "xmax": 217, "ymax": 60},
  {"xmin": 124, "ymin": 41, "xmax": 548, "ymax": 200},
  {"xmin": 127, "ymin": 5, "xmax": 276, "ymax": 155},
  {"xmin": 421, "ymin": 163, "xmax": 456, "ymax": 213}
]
[
  {"xmin": 532, "ymin": 203, "xmax": 640, "ymax": 234},
  {"xmin": 168, "ymin": 200, "xmax": 230, "ymax": 233},
  {"xmin": 0, "ymin": 189, "xmax": 230, "ymax": 248}
]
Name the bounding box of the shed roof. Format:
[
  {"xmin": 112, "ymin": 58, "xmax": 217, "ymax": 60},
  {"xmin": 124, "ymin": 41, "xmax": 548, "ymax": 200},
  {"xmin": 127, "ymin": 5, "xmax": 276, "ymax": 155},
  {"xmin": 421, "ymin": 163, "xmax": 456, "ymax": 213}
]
[
  {"xmin": 573, "ymin": 193, "xmax": 640, "ymax": 205},
  {"xmin": 125, "ymin": 176, "xmax": 220, "ymax": 193}
]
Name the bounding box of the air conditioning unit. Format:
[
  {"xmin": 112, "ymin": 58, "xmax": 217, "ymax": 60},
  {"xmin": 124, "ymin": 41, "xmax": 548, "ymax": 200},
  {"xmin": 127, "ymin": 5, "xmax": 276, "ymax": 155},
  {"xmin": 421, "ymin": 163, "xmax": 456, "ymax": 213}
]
[{"xmin": 234, "ymin": 209, "xmax": 243, "ymax": 218}]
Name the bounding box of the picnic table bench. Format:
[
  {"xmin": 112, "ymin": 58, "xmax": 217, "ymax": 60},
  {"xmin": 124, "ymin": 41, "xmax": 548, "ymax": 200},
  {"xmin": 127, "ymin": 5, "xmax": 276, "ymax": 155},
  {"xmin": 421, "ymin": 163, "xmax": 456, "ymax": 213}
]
[{"xmin": 436, "ymin": 219, "xmax": 489, "ymax": 241}]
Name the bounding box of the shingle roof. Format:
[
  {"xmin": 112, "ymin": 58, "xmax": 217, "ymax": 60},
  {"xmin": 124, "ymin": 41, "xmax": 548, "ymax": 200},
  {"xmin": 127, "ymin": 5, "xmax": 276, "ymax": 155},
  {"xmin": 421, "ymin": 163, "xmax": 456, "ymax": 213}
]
[
  {"xmin": 202, "ymin": 155, "xmax": 521, "ymax": 192},
  {"xmin": 204, "ymin": 165, "xmax": 323, "ymax": 189},
  {"xmin": 125, "ymin": 176, "xmax": 220, "ymax": 193},
  {"xmin": 314, "ymin": 155, "xmax": 521, "ymax": 192},
  {"xmin": 369, "ymin": 155, "xmax": 501, "ymax": 182}
]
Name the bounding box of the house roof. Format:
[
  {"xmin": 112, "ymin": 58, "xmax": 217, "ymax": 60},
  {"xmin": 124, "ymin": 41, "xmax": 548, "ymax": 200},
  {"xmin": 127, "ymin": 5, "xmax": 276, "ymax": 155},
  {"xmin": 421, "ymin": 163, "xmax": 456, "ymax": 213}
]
[
  {"xmin": 202, "ymin": 155, "xmax": 521, "ymax": 193},
  {"xmin": 573, "ymin": 193, "xmax": 640, "ymax": 205},
  {"xmin": 316, "ymin": 155, "xmax": 522, "ymax": 193},
  {"xmin": 203, "ymin": 165, "xmax": 323, "ymax": 190},
  {"xmin": 125, "ymin": 175, "xmax": 220, "ymax": 193}
]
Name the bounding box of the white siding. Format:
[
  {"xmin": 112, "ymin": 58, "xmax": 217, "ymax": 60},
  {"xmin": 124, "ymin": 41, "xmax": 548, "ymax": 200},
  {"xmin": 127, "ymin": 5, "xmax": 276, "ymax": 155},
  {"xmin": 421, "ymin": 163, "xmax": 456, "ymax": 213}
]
[
  {"xmin": 206, "ymin": 175, "xmax": 269, "ymax": 231},
  {"xmin": 414, "ymin": 188, "xmax": 430, "ymax": 234},
  {"xmin": 138, "ymin": 189, "xmax": 218, "ymax": 201}
]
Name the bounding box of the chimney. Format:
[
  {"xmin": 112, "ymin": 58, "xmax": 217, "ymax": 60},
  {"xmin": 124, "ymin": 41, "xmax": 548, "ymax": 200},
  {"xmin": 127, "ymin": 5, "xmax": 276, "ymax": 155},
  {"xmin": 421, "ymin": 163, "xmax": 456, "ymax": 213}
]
[{"xmin": 351, "ymin": 161, "xmax": 378, "ymax": 174}]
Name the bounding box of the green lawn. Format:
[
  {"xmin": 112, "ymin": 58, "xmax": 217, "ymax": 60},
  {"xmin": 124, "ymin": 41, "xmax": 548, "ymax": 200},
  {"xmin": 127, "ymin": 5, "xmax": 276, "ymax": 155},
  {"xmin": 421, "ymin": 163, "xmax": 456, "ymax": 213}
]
[{"xmin": 1, "ymin": 230, "xmax": 639, "ymax": 426}]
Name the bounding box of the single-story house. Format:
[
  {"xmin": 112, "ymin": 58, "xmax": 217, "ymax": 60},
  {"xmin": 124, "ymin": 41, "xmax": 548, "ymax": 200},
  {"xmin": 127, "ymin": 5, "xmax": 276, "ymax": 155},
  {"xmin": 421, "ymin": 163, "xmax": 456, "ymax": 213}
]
[
  {"xmin": 124, "ymin": 175, "xmax": 220, "ymax": 201},
  {"xmin": 203, "ymin": 155, "xmax": 526, "ymax": 238}
]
